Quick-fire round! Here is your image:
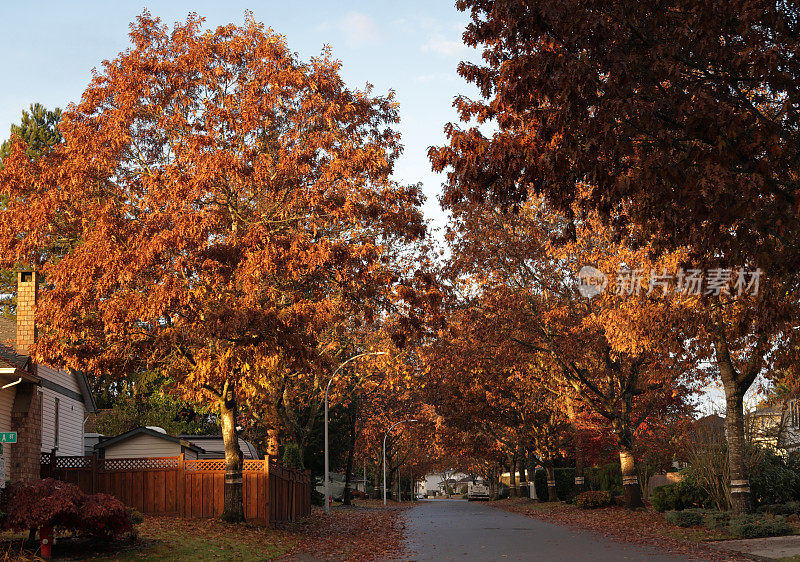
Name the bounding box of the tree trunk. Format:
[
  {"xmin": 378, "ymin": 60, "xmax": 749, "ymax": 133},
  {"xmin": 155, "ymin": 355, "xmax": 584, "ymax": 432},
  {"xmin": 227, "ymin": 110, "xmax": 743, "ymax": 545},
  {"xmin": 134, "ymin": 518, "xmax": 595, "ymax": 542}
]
[
  {"xmin": 713, "ymin": 312, "xmax": 760, "ymax": 514},
  {"xmin": 544, "ymin": 459, "xmax": 559, "ymax": 502},
  {"xmin": 566, "ymin": 398, "xmax": 585, "ymax": 496},
  {"xmin": 724, "ymin": 385, "xmax": 751, "ymax": 513},
  {"xmin": 343, "ymin": 406, "xmax": 358, "ymax": 506},
  {"xmin": 266, "ymin": 428, "xmax": 280, "ymax": 459},
  {"xmin": 613, "ymin": 412, "xmax": 644, "ymax": 509},
  {"xmin": 509, "ymin": 455, "xmax": 518, "ymax": 497},
  {"xmin": 517, "ymin": 444, "xmax": 527, "ymax": 495},
  {"xmin": 574, "ymin": 428, "xmax": 585, "ymax": 496},
  {"xmin": 220, "ymin": 382, "xmax": 245, "ymax": 523}
]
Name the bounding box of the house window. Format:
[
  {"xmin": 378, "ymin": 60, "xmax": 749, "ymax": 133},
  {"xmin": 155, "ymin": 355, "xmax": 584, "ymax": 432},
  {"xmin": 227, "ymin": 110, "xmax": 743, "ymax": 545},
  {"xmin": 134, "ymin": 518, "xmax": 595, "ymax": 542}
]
[{"xmin": 54, "ymin": 397, "xmax": 60, "ymax": 450}]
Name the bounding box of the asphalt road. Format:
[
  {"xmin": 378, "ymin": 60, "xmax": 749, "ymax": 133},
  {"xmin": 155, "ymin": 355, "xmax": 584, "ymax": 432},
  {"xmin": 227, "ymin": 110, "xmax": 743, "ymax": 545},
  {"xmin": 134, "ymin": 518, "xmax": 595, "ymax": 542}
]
[{"xmin": 401, "ymin": 500, "xmax": 695, "ymax": 561}]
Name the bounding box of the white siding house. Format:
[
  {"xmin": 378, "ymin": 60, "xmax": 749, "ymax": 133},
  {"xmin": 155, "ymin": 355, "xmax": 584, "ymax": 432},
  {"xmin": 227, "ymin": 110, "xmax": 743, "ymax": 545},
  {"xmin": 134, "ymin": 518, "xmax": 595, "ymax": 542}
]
[
  {"xmin": 94, "ymin": 427, "xmax": 204, "ymax": 460},
  {"xmin": 0, "ymin": 270, "xmax": 97, "ymax": 483}
]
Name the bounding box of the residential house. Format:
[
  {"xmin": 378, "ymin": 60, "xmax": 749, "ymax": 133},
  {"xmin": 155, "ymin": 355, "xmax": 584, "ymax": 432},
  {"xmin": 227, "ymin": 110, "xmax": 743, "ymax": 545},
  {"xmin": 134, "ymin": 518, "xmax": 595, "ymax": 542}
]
[
  {"xmin": 0, "ymin": 271, "xmax": 97, "ymax": 483},
  {"xmin": 93, "ymin": 427, "xmax": 205, "ymax": 460},
  {"xmin": 92, "ymin": 427, "xmax": 260, "ymax": 460},
  {"xmin": 748, "ymin": 400, "xmax": 800, "ymax": 453}
]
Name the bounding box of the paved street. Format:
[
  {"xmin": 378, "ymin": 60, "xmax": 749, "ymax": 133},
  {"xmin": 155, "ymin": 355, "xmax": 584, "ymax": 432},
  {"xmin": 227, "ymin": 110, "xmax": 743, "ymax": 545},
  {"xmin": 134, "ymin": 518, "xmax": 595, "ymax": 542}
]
[{"xmin": 402, "ymin": 500, "xmax": 694, "ymax": 561}]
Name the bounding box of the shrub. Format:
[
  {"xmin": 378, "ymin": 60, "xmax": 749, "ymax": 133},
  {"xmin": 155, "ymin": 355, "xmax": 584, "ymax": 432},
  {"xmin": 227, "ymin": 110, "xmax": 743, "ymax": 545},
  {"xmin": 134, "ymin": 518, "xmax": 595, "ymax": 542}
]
[
  {"xmin": 0, "ymin": 479, "xmax": 133, "ymax": 539},
  {"xmin": 586, "ymin": 463, "xmax": 622, "ymax": 496},
  {"xmin": 575, "ymin": 491, "xmax": 611, "ymax": 509},
  {"xmin": 650, "ymin": 479, "xmax": 711, "ymax": 512},
  {"xmin": 127, "ymin": 507, "xmax": 144, "ymax": 526},
  {"xmin": 282, "ymin": 443, "xmax": 305, "ymax": 470},
  {"xmin": 728, "ymin": 514, "xmax": 793, "ymax": 539},
  {"xmin": 702, "ymin": 510, "xmax": 730, "ymax": 530},
  {"xmin": 311, "ymin": 487, "xmax": 326, "ymax": 506},
  {"xmin": 0, "ymin": 478, "xmax": 83, "ymax": 532},
  {"xmin": 749, "ymin": 448, "xmax": 800, "ymax": 507},
  {"xmin": 78, "ymin": 493, "xmax": 131, "ymax": 538},
  {"xmin": 757, "ymin": 501, "xmax": 800, "ymax": 516},
  {"xmin": 665, "ymin": 509, "xmax": 703, "ymax": 527},
  {"xmin": 533, "ymin": 468, "xmax": 576, "ymax": 500}
]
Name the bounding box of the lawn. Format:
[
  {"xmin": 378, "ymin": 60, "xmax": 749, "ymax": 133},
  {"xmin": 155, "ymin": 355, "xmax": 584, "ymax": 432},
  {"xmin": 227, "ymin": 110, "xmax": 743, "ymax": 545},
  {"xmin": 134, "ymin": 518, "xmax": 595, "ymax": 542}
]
[{"xmin": 0, "ymin": 501, "xmax": 408, "ymax": 561}]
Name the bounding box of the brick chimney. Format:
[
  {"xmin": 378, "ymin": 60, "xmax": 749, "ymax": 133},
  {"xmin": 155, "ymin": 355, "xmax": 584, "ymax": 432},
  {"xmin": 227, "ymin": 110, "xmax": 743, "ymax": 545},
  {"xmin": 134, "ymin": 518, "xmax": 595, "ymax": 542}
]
[{"xmin": 16, "ymin": 270, "xmax": 38, "ymax": 356}]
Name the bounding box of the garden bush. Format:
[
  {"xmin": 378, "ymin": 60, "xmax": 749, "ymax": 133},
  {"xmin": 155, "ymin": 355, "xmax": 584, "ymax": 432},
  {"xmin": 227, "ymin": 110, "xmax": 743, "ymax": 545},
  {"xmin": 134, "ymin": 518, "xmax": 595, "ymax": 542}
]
[
  {"xmin": 727, "ymin": 514, "xmax": 792, "ymax": 539},
  {"xmin": 651, "ymin": 479, "xmax": 711, "ymax": 512},
  {"xmin": 533, "ymin": 468, "xmax": 575, "ymax": 500},
  {"xmin": 282, "ymin": 443, "xmax": 305, "ymax": 470},
  {"xmin": 664, "ymin": 509, "xmax": 703, "ymax": 527},
  {"xmin": 586, "ymin": 463, "xmax": 622, "ymax": 496},
  {"xmin": 77, "ymin": 493, "xmax": 131, "ymax": 538},
  {"xmin": 749, "ymin": 449, "xmax": 800, "ymax": 507},
  {"xmin": 757, "ymin": 501, "xmax": 800, "ymax": 516},
  {"xmin": 702, "ymin": 510, "xmax": 730, "ymax": 530},
  {"xmin": 0, "ymin": 479, "xmax": 134, "ymax": 539},
  {"xmin": 575, "ymin": 491, "xmax": 611, "ymax": 509}
]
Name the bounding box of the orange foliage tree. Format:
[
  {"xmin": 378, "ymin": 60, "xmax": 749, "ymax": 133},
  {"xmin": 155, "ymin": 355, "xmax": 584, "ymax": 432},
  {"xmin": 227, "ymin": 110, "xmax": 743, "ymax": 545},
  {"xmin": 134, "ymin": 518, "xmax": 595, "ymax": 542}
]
[
  {"xmin": 0, "ymin": 13, "xmax": 425, "ymax": 521},
  {"xmin": 438, "ymin": 198, "xmax": 698, "ymax": 507},
  {"xmin": 432, "ymin": 0, "xmax": 800, "ymax": 513}
]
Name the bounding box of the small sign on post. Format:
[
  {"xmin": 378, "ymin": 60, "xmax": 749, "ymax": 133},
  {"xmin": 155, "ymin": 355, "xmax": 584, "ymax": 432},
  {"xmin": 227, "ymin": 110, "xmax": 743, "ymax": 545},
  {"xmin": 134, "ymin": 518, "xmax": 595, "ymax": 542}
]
[{"xmin": 0, "ymin": 432, "xmax": 17, "ymax": 444}]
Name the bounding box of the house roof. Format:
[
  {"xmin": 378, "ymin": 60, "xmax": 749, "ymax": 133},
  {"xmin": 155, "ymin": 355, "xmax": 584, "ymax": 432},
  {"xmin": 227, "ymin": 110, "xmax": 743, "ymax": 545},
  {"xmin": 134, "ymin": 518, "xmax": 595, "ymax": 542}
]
[
  {"xmin": 94, "ymin": 426, "xmax": 205, "ymax": 455},
  {"xmin": 0, "ymin": 317, "xmax": 96, "ymax": 412},
  {"xmin": 178, "ymin": 435, "xmax": 260, "ymax": 460}
]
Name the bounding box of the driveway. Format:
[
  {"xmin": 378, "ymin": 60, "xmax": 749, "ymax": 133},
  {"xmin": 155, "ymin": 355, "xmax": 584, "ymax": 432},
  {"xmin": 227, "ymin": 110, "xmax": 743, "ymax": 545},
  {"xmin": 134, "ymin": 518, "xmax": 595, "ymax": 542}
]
[{"xmin": 401, "ymin": 500, "xmax": 697, "ymax": 561}]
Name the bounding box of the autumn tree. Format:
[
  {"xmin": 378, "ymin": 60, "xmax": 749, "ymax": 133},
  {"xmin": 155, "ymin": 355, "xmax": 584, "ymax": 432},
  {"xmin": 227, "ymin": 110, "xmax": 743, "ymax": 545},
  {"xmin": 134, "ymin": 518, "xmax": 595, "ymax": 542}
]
[
  {"xmin": 439, "ymin": 197, "xmax": 698, "ymax": 507},
  {"xmin": 0, "ymin": 13, "xmax": 425, "ymax": 522},
  {"xmin": 432, "ymin": 0, "xmax": 800, "ymax": 513}
]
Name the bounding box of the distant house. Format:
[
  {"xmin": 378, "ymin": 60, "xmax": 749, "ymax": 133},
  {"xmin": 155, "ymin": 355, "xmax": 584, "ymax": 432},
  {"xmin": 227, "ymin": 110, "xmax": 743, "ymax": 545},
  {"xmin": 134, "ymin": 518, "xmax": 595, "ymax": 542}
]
[
  {"xmin": 748, "ymin": 400, "xmax": 800, "ymax": 453},
  {"xmin": 93, "ymin": 427, "xmax": 260, "ymax": 460},
  {"xmin": 94, "ymin": 427, "xmax": 205, "ymax": 460},
  {"xmin": 178, "ymin": 434, "xmax": 259, "ymax": 460},
  {"xmin": 0, "ymin": 271, "xmax": 97, "ymax": 483}
]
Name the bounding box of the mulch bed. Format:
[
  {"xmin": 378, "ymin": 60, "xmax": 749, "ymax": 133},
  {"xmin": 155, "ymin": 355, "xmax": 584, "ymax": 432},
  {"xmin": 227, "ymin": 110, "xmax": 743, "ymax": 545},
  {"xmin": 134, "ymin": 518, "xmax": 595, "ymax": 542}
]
[
  {"xmin": 280, "ymin": 500, "xmax": 410, "ymax": 561},
  {"xmin": 491, "ymin": 498, "xmax": 757, "ymax": 562}
]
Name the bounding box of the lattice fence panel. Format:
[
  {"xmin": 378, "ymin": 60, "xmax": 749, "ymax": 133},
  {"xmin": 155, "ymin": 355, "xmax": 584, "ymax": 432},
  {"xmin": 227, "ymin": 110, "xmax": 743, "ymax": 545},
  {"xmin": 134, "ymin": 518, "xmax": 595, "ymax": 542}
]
[
  {"xmin": 55, "ymin": 456, "xmax": 92, "ymax": 469},
  {"xmin": 41, "ymin": 452, "xmax": 53, "ymax": 466},
  {"xmin": 185, "ymin": 459, "xmax": 225, "ymax": 472},
  {"xmin": 101, "ymin": 456, "xmax": 179, "ymax": 471},
  {"xmin": 243, "ymin": 459, "xmax": 265, "ymax": 472}
]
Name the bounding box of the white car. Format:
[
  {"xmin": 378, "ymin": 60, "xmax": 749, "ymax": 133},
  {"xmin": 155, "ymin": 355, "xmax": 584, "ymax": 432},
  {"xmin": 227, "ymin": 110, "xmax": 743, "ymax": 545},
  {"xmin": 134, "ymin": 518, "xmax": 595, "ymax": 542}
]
[{"xmin": 467, "ymin": 482, "xmax": 490, "ymax": 501}]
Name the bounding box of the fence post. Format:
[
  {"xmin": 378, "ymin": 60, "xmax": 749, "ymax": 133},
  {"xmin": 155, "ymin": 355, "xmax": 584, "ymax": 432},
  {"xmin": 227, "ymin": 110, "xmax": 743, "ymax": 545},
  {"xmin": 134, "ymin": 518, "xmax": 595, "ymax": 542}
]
[
  {"xmin": 262, "ymin": 455, "xmax": 270, "ymax": 528},
  {"xmin": 306, "ymin": 469, "xmax": 312, "ymax": 515},
  {"xmin": 91, "ymin": 454, "xmax": 98, "ymax": 494},
  {"xmin": 177, "ymin": 453, "xmax": 185, "ymax": 517}
]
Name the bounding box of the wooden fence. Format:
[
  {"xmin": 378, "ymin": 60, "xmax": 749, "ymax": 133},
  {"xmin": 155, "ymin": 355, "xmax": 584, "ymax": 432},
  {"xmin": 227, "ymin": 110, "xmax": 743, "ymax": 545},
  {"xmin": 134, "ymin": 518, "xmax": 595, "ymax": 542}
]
[{"xmin": 40, "ymin": 453, "xmax": 311, "ymax": 526}]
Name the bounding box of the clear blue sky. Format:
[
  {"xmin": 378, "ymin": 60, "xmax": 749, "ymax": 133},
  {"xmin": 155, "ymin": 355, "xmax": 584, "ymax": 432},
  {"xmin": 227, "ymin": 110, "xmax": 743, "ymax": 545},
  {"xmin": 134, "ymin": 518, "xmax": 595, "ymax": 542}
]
[{"xmin": 0, "ymin": 1, "xmax": 482, "ymax": 234}]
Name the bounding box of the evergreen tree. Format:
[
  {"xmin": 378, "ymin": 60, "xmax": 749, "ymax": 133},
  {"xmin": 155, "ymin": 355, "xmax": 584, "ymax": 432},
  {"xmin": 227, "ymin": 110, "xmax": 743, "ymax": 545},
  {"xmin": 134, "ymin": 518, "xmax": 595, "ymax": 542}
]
[{"xmin": 0, "ymin": 103, "xmax": 62, "ymax": 319}]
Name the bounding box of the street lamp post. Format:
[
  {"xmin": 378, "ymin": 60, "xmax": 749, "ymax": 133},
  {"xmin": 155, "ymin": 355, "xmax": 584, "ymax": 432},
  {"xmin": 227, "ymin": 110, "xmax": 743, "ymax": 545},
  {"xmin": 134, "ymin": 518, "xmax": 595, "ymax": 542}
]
[
  {"xmin": 324, "ymin": 351, "xmax": 387, "ymax": 515},
  {"xmin": 383, "ymin": 419, "xmax": 417, "ymax": 506}
]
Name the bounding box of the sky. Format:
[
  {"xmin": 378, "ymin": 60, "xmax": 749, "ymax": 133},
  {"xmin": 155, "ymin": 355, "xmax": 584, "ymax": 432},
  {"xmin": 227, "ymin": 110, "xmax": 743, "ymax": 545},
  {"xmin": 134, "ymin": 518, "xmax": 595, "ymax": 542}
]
[{"xmin": 0, "ymin": 1, "xmax": 482, "ymax": 238}]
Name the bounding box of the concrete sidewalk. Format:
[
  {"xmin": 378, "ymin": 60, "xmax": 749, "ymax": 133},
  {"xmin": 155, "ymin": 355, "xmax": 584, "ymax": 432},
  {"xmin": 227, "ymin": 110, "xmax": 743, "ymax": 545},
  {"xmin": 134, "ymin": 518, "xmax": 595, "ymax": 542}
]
[{"xmin": 711, "ymin": 535, "xmax": 800, "ymax": 560}]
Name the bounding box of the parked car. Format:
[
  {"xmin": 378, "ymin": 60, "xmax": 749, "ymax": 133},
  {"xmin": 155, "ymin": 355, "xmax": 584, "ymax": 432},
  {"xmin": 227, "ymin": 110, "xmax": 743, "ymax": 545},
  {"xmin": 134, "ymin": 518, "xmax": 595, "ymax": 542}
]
[{"xmin": 467, "ymin": 482, "xmax": 490, "ymax": 501}]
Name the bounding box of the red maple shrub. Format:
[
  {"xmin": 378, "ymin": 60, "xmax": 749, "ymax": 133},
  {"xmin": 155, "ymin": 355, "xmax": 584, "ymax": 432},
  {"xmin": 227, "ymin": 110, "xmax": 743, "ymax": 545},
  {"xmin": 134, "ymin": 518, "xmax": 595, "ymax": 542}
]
[
  {"xmin": 76, "ymin": 493, "xmax": 132, "ymax": 538},
  {"xmin": 0, "ymin": 479, "xmax": 132, "ymax": 538},
  {"xmin": 0, "ymin": 478, "xmax": 83, "ymax": 531}
]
